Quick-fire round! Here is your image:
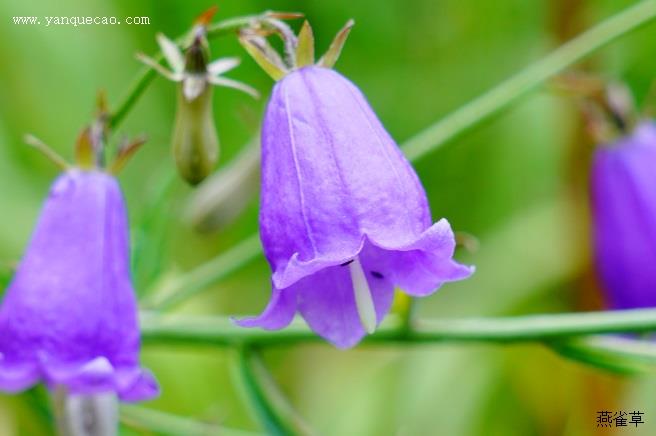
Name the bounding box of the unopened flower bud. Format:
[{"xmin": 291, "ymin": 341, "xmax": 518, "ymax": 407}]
[
  {"xmin": 137, "ymin": 16, "xmax": 258, "ymax": 186},
  {"xmin": 173, "ymin": 72, "xmax": 219, "ymax": 185}
]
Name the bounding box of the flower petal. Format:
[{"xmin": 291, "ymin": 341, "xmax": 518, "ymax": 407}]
[
  {"xmin": 0, "ymin": 170, "xmax": 158, "ymax": 399},
  {"xmin": 115, "ymin": 367, "xmax": 160, "ymax": 402},
  {"xmin": 0, "ymin": 358, "xmax": 39, "ymax": 392},
  {"xmin": 43, "ymin": 357, "xmax": 116, "ymax": 394},
  {"xmin": 260, "ymin": 67, "xmax": 431, "ymax": 274},
  {"xmin": 235, "ymin": 286, "xmax": 297, "ymax": 330},
  {"xmin": 294, "ymin": 263, "xmax": 394, "ymax": 349},
  {"xmin": 593, "ymin": 123, "xmax": 656, "ymax": 309},
  {"xmin": 364, "ymin": 219, "xmax": 474, "ymax": 296},
  {"xmin": 156, "ymin": 33, "xmax": 185, "ymax": 73},
  {"xmin": 207, "ymin": 57, "xmax": 241, "ymax": 76},
  {"xmin": 271, "ymin": 239, "xmax": 364, "ymax": 290}
]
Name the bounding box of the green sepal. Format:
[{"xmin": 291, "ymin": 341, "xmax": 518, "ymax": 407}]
[
  {"xmin": 318, "ymin": 19, "xmax": 355, "ymax": 69},
  {"xmin": 295, "ymin": 21, "xmax": 315, "ymax": 68},
  {"xmin": 239, "ymin": 33, "xmax": 288, "ymax": 81},
  {"xmin": 109, "ymin": 135, "xmax": 148, "ymax": 175},
  {"xmin": 74, "ymin": 127, "xmax": 95, "ymax": 169},
  {"xmin": 24, "ymin": 134, "xmax": 70, "ymax": 170}
]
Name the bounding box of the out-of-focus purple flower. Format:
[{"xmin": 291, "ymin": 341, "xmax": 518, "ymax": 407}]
[
  {"xmin": 238, "ymin": 66, "xmax": 473, "ymax": 348},
  {"xmin": 592, "ymin": 121, "xmax": 656, "ymax": 310},
  {"xmin": 0, "ymin": 170, "xmax": 158, "ymax": 401}
]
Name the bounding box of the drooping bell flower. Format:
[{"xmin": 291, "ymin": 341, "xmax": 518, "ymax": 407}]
[
  {"xmin": 237, "ymin": 21, "xmax": 473, "ymax": 348},
  {"xmin": 591, "ymin": 121, "xmax": 656, "ymax": 309},
  {"xmin": 138, "ymin": 8, "xmax": 258, "ymax": 185},
  {"xmin": 0, "ymin": 130, "xmax": 158, "ymax": 401}
]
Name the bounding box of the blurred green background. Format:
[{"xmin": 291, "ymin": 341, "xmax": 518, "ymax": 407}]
[{"xmin": 2, "ymin": 0, "xmax": 656, "ymax": 435}]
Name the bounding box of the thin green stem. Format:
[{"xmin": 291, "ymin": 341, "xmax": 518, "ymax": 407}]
[
  {"xmin": 133, "ymin": 169, "xmax": 178, "ymax": 294},
  {"xmin": 109, "ymin": 66, "xmax": 158, "ymax": 131},
  {"xmin": 401, "ymin": 0, "xmax": 656, "ymax": 161},
  {"xmin": 141, "ymin": 310, "xmax": 656, "ymax": 373},
  {"xmin": 120, "ymin": 405, "xmax": 263, "ymax": 436},
  {"xmin": 152, "ymin": 0, "xmax": 656, "ymax": 310},
  {"xmin": 236, "ymin": 347, "xmax": 294, "ymax": 436},
  {"xmin": 141, "ymin": 308, "xmax": 656, "ymax": 346},
  {"xmin": 240, "ymin": 350, "xmax": 314, "ymax": 436},
  {"xmin": 144, "ymin": 233, "xmax": 262, "ymax": 310},
  {"xmin": 550, "ymin": 336, "xmax": 656, "ymax": 375},
  {"xmin": 401, "ymin": 295, "xmax": 418, "ymax": 335}
]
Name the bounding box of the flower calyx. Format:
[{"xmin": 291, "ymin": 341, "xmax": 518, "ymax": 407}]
[
  {"xmin": 137, "ymin": 7, "xmax": 258, "ymax": 101},
  {"xmin": 25, "ymin": 92, "xmax": 146, "ymax": 175},
  {"xmin": 239, "ymin": 19, "xmax": 355, "ymax": 81}
]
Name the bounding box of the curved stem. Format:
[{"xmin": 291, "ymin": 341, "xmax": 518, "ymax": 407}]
[
  {"xmin": 144, "ymin": 233, "xmax": 262, "ymax": 310},
  {"xmin": 133, "ymin": 169, "xmax": 178, "ymax": 295},
  {"xmin": 401, "ymin": 0, "xmax": 656, "ymax": 161},
  {"xmin": 550, "ymin": 335, "xmax": 656, "ymax": 375},
  {"xmin": 236, "ymin": 347, "xmax": 294, "ymax": 436},
  {"xmin": 120, "ymin": 404, "xmax": 262, "ymax": 436}
]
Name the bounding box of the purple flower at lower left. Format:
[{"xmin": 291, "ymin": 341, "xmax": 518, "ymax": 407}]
[{"xmin": 0, "ymin": 169, "xmax": 159, "ymax": 402}]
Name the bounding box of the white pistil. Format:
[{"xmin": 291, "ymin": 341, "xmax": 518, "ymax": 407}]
[{"xmin": 348, "ymin": 256, "xmax": 377, "ymax": 334}]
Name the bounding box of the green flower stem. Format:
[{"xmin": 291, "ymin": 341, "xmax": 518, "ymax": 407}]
[
  {"xmin": 402, "ymin": 0, "xmax": 656, "ymax": 161},
  {"xmin": 550, "ymin": 336, "xmax": 656, "ymax": 375},
  {"xmin": 141, "ymin": 310, "xmax": 656, "ymax": 373},
  {"xmin": 133, "ymin": 169, "xmax": 178, "ymax": 294},
  {"xmin": 109, "ymin": 63, "xmax": 158, "ymax": 131},
  {"xmin": 144, "ymin": 233, "xmax": 262, "ymax": 310},
  {"xmin": 109, "ymin": 13, "xmax": 263, "ymax": 130},
  {"xmin": 140, "ymin": 308, "xmax": 656, "ymax": 346},
  {"xmin": 120, "ymin": 404, "xmax": 263, "ymax": 436},
  {"xmin": 153, "ymin": 0, "xmax": 656, "ymax": 310},
  {"xmin": 236, "ymin": 347, "xmax": 295, "ymax": 436}
]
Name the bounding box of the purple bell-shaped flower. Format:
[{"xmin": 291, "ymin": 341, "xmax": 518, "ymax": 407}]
[
  {"xmin": 237, "ymin": 21, "xmax": 473, "ymax": 348},
  {"xmin": 0, "ymin": 131, "xmax": 158, "ymax": 401},
  {"xmin": 592, "ymin": 121, "xmax": 656, "ymax": 310}
]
